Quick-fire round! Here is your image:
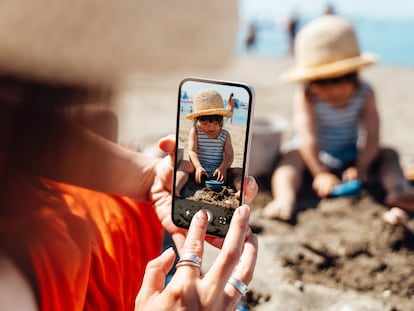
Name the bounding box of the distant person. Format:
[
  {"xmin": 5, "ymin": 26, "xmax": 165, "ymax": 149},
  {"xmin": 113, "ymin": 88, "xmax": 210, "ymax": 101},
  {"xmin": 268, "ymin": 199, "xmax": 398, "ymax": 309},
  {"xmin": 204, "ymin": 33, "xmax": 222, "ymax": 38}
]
[
  {"xmin": 262, "ymin": 15, "xmax": 414, "ymax": 226},
  {"xmin": 175, "ymin": 89, "xmax": 241, "ymax": 197},
  {"xmin": 227, "ymin": 92, "xmax": 235, "ymax": 123},
  {"xmin": 287, "ymin": 14, "xmax": 299, "ymax": 54},
  {"xmin": 324, "ymin": 4, "xmax": 335, "ymax": 15},
  {"xmin": 246, "ymin": 22, "xmax": 257, "ymax": 50}
]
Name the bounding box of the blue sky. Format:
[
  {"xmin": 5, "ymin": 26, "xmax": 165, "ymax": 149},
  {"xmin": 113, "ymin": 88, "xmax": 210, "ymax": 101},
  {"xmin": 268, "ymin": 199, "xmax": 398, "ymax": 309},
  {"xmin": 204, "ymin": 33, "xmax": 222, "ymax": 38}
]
[
  {"xmin": 181, "ymin": 81, "xmax": 251, "ymax": 106},
  {"xmin": 240, "ymin": 0, "xmax": 414, "ymax": 20}
]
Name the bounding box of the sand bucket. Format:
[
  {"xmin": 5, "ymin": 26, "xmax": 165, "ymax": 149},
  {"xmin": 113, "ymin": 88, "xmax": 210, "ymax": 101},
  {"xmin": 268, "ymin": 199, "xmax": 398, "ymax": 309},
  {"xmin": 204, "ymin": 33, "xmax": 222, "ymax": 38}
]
[{"xmin": 248, "ymin": 115, "xmax": 288, "ymax": 177}]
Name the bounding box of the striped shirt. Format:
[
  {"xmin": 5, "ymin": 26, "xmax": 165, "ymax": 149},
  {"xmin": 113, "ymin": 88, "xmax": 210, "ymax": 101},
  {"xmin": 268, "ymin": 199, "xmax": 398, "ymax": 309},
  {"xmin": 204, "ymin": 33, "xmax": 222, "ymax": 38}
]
[
  {"xmin": 315, "ymin": 82, "xmax": 372, "ymax": 169},
  {"xmin": 196, "ymin": 126, "xmax": 228, "ymax": 175}
]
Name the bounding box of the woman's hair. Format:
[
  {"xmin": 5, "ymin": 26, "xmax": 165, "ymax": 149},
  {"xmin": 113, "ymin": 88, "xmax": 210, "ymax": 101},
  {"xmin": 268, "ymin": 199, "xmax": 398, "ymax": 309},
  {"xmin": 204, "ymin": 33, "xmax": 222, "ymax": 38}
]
[
  {"xmin": 0, "ymin": 75, "xmax": 114, "ymax": 168},
  {"xmin": 0, "ymin": 75, "xmax": 111, "ymax": 109}
]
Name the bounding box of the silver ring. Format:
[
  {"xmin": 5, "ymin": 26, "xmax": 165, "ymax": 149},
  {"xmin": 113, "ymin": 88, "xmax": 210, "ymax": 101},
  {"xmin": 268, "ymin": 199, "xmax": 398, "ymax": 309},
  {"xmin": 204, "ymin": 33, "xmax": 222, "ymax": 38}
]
[
  {"xmin": 175, "ymin": 261, "xmax": 201, "ymax": 269},
  {"xmin": 227, "ymin": 276, "xmax": 249, "ymax": 296},
  {"xmin": 179, "ymin": 253, "xmax": 202, "ymax": 266}
]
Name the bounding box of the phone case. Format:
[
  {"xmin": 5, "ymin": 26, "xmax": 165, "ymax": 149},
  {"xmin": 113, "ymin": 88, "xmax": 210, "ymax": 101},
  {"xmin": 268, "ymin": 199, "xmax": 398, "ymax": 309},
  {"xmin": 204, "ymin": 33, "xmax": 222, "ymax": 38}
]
[{"xmin": 172, "ymin": 77, "xmax": 255, "ymax": 237}]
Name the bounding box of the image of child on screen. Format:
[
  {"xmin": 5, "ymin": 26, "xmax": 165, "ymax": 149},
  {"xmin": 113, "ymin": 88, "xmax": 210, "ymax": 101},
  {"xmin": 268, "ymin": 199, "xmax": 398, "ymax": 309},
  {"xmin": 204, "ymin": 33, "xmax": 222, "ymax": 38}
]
[{"xmin": 175, "ymin": 89, "xmax": 241, "ymax": 197}]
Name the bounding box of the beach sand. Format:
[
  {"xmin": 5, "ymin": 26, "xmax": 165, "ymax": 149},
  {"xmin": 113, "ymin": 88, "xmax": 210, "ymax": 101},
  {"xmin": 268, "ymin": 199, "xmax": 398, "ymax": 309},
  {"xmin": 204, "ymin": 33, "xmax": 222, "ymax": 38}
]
[{"xmin": 115, "ymin": 55, "xmax": 414, "ymax": 310}]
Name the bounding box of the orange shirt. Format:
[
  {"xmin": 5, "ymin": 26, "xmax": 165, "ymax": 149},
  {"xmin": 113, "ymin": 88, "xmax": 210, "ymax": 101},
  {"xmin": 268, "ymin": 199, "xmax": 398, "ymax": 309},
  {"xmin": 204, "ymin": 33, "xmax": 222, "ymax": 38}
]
[{"xmin": 0, "ymin": 171, "xmax": 163, "ymax": 310}]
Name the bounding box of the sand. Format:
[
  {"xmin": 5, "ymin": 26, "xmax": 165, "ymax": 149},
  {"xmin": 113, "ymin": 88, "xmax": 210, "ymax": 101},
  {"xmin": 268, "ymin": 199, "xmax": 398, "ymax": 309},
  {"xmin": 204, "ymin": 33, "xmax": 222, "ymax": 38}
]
[{"xmin": 114, "ymin": 55, "xmax": 414, "ymax": 311}]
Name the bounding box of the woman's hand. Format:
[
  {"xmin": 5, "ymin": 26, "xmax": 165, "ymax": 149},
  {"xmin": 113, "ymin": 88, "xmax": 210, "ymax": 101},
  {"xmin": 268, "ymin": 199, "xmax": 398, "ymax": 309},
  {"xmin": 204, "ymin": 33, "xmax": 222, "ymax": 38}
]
[
  {"xmin": 149, "ymin": 135, "xmax": 188, "ymax": 249},
  {"xmin": 312, "ymin": 171, "xmax": 341, "ymax": 197},
  {"xmin": 342, "ymin": 166, "xmax": 358, "ymax": 181},
  {"xmin": 135, "ymin": 205, "xmax": 258, "ymax": 311},
  {"xmin": 150, "ymin": 135, "xmax": 258, "ymax": 251}
]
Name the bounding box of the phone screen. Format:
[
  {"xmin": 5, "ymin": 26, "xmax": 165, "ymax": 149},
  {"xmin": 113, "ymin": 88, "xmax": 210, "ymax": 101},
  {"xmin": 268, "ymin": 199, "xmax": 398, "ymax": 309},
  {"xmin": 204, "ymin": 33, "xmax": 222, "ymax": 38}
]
[{"xmin": 172, "ymin": 77, "xmax": 254, "ymax": 237}]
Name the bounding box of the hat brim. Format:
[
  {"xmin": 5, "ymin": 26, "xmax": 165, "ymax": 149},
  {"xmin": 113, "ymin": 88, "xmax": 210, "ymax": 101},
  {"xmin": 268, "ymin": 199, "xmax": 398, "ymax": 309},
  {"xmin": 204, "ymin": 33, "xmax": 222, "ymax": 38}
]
[
  {"xmin": 186, "ymin": 108, "xmax": 232, "ymax": 120},
  {"xmin": 280, "ymin": 53, "xmax": 377, "ymax": 82}
]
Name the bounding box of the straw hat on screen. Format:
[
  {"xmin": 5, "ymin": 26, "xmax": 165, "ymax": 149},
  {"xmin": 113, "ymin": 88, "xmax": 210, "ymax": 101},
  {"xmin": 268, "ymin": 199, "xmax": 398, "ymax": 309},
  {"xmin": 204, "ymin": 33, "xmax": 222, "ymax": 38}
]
[
  {"xmin": 186, "ymin": 89, "xmax": 231, "ymax": 120},
  {"xmin": 281, "ymin": 15, "xmax": 377, "ymax": 82},
  {"xmin": 0, "ymin": 0, "xmax": 238, "ymax": 87}
]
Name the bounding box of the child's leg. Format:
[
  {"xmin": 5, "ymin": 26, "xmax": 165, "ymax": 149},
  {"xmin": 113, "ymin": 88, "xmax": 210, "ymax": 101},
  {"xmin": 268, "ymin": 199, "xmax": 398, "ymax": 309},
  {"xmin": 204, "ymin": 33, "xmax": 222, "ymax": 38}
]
[
  {"xmin": 383, "ymin": 207, "xmax": 414, "ymax": 234},
  {"xmin": 375, "ymin": 148, "xmax": 414, "ymax": 213},
  {"xmin": 174, "ymin": 160, "xmax": 194, "ymax": 197},
  {"xmin": 227, "ymin": 167, "xmax": 242, "ymax": 190},
  {"xmin": 263, "ymin": 150, "xmax": 305, "ymax": 221}
]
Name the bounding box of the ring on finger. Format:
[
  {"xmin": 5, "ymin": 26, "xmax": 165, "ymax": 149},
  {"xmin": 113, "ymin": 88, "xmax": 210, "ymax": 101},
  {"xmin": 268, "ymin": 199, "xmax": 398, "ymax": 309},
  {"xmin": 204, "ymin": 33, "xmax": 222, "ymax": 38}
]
[
  {"xmin": 175, "ymin": 261, "xmax": 201, "ymax": 269},
  {"xmin": 178, "ymin": 253, "xmax": 202, "ymax": 266},
  {"xmin": 227, "ymin": 276, "xmax": 249, "ymax": 296}
]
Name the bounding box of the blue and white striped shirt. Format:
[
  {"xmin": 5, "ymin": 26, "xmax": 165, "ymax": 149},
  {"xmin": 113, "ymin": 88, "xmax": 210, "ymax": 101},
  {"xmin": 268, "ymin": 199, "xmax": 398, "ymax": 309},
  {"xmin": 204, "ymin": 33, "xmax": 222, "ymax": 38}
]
[
  {"xmin": 315, "ymin": 82, "xmax": 372, "ymax": 169},
  {"xmin": 196, "ymin": 127, "xmax": 228, "ymax": 175}
]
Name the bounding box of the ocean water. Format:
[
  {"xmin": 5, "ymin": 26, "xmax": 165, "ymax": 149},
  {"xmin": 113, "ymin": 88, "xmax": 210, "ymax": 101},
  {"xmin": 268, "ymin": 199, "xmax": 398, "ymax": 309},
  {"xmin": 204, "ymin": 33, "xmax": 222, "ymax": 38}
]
[{"xmin": 237, "ymin": 1, "xmax": 414, "ymax": 67}]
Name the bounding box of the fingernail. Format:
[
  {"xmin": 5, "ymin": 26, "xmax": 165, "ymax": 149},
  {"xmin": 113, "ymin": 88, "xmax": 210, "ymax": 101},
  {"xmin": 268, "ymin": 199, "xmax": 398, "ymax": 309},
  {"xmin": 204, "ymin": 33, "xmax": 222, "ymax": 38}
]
[
  {"xmin": 247, "ymin": 176, "xmax": 257, "ymax": 189},
  {"xmin": 237, "ymin": 205, "xmax": 250, "ymax": 219},
  {"xmin": 196, "ymin": 209, "xmax": 208, "ymax": 221},
  {"xmin": 245, "ymin": 227, "xmax": 252, "ymax": 241},
  {"xmin": 163, "ymin": 247, "xmax": 175, "ymax": 256}
]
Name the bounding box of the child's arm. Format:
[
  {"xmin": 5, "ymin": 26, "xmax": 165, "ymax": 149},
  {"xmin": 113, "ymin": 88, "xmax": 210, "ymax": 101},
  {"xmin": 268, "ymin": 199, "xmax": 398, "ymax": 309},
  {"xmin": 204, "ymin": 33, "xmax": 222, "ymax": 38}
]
[
  {"xmin": 294, "ymin": 89, "xmax": 340, "ymax": 196},
  {"xmin": 356, "ymin": 88, "xmax": 380, "ymax": 181},
  {"xmin": 188, "ymin": 126, "xmax": 207, "ymax": 183},
  {"xmin": 294, "ymin": 89, "xmax": 326, "ymax": 176},
  {"xmin": 214, "ymin": 132, "xmax": 234, "ymax": 182}
]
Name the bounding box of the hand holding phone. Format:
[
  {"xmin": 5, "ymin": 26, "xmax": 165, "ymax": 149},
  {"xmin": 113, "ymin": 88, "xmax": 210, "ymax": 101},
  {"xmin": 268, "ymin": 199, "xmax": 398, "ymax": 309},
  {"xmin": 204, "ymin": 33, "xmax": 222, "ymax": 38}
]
[{"xmin": 172, "ymin": 77, "xmax": 255, "ymax": 237}]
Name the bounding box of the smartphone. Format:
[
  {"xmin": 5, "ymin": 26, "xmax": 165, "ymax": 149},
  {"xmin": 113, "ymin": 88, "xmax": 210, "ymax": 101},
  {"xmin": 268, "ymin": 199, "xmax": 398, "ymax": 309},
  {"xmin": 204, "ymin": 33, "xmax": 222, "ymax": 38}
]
[{"xmin": 172, "ymin": 77, "xmax": 255, "ymax": 237}]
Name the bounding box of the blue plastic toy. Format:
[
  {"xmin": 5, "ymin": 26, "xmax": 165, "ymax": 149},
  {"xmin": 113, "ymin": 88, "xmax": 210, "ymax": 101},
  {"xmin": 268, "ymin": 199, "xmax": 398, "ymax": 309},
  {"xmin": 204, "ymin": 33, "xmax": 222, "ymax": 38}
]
[
  {"xmin": 331, "ymin": 179, "xmax": 362, "ymax": 197},
  {"xmin": 205, "ymin": 180, "xmax": 223, "ymax": 191}
]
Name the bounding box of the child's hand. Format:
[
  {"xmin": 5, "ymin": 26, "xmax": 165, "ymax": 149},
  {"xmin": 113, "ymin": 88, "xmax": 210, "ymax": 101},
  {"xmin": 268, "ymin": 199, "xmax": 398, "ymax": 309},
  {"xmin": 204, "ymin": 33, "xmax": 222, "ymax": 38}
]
[
  {"xmin": 312, "ymin": 171, "xmax": 341, "ymax": 197},
  {"xmin": 195, "ymin": 166, "xmax": 208, "ymax": 183},
  {"xmin": 213, "ymin": 168, "xmax": 227, "ymax": 182},
  {"xmin": 342, "ymin": 166, "xmax": 358, "ymax": 181}
]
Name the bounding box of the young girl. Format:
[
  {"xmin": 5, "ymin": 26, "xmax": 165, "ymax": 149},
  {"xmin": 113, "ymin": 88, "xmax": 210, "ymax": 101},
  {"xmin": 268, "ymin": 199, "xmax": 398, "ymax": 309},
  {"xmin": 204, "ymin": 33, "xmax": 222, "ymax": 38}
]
[
  {"xmin": 263, "ymin": 15, "xmax": 414, "ymax": 226},
  {"xmin": 175, "ymin": 89, "xmax": 236, "ymax": 197}
]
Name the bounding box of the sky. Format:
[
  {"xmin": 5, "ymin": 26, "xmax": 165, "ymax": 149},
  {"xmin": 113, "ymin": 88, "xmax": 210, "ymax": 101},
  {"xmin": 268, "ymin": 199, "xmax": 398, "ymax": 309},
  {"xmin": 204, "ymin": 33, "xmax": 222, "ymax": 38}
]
[
  {"xmin": 239, "ymin": 0, "xmax": 414, "ymax": 21},
  {"xmin": 181, "ymin": 80, "xmax": 252, "ymax": 106},
  {"xmin": 238, "ymin": 0, "xmax": 414, "ymax": 66}
]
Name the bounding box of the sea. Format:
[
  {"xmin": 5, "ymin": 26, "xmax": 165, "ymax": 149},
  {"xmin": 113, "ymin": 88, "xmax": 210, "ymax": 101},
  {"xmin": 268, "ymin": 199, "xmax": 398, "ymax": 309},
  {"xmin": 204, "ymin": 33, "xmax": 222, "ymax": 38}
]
[{"xmin": 237, "ymin": 0, "xmax": 414, "ymax": 67}]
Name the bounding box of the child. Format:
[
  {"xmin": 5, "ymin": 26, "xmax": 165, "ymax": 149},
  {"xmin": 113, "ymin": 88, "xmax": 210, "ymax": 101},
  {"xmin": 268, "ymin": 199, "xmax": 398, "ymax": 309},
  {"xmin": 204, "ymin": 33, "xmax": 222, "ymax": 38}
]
[
  {"xmin": 263, "ymin": 15, "xmax": 414, "ymax": 225},
  {"xmin": 175, "ymin": 89, "xmax": 238, "ymax": 197}
]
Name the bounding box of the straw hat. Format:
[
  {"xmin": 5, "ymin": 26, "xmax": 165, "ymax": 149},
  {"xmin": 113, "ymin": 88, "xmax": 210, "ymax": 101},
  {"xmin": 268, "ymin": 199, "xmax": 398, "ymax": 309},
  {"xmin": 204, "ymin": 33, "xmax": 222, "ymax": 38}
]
[
  {"xmin": 281, "ymin": 15, "xmax": 377, "ymax": 82},
  {"xmin": 186, "ymin": 89, "xmax": 231, "ymax": 120},
  {"xmin": 0, "ymin": 0, "xmax": 237, "ymax": 87}
]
